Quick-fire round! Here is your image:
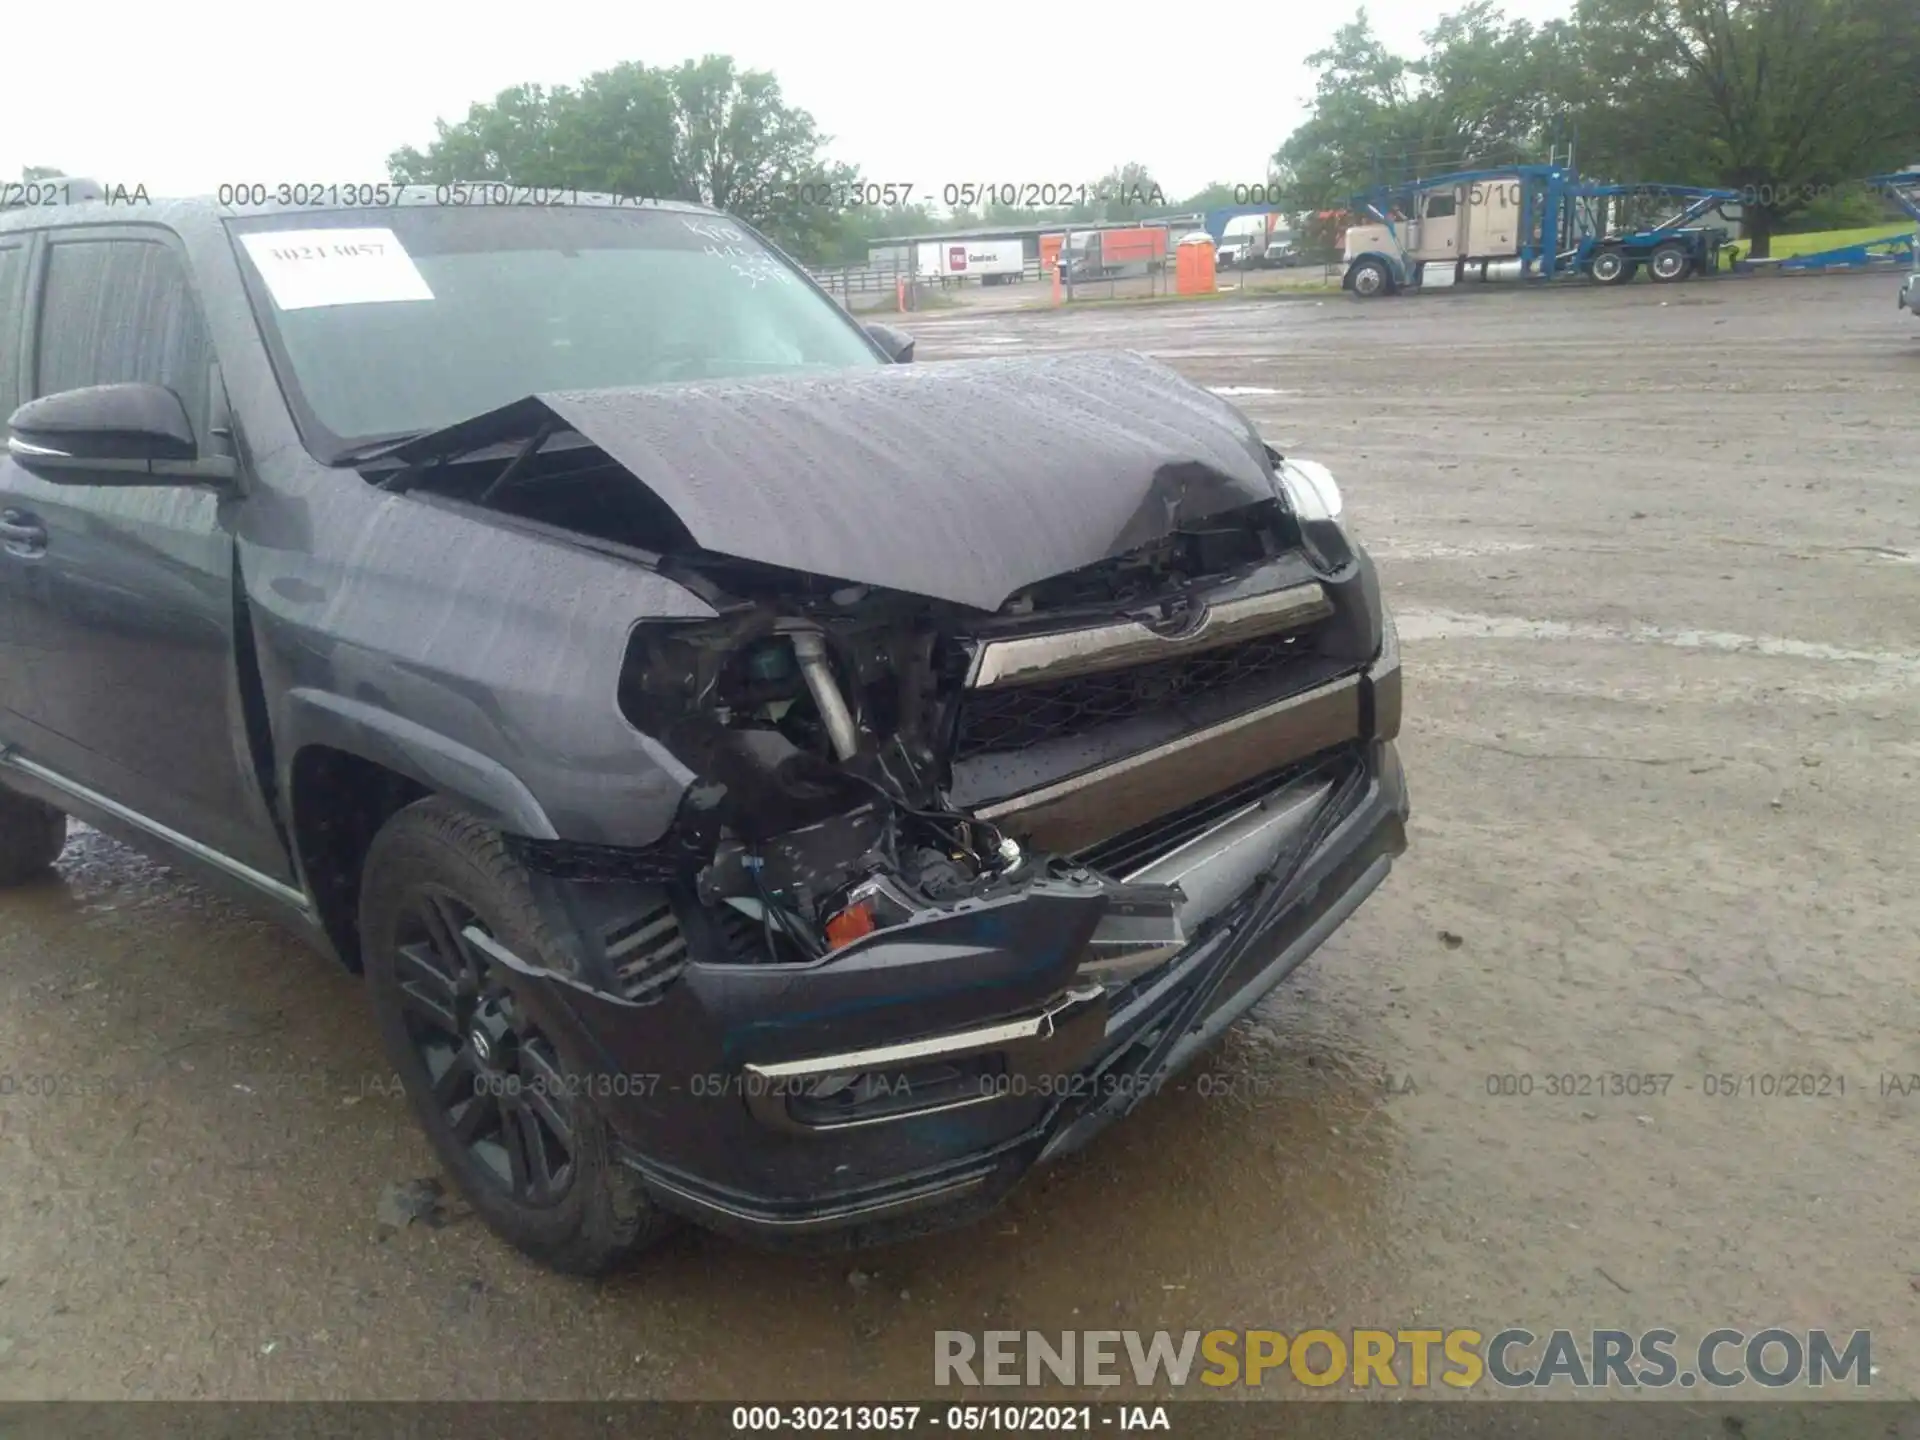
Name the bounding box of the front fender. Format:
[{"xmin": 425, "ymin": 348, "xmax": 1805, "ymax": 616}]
[
  {"xmin": 238, "ymin": 481, "xmax": 717, "ymax": 849},
  {"xmin": 277, "ymin": 689, "xmax": 557, "ymax": 838}
]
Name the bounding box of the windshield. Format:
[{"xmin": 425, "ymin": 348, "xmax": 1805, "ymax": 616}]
[{"xmin": 228, "ymin": 205, "xmax": 883, "ymax": 458}]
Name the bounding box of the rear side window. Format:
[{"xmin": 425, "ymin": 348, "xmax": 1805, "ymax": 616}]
[
  {"xmin": 34, "ymin": 238, "xmax": 210, "ymax": 432},
  {"xmin": 0, "ymin": 241, "xmax": 26, "ymax": 415}
]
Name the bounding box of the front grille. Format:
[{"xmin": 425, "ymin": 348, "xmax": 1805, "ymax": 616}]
[{"xmin": 954, "ymin": 629, "xmax": 1312, "ymax": 760}]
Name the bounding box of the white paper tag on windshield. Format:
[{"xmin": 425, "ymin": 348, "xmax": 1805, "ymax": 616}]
[{"xmin": 239, "ymin": 228, "xmax": 433, "ymax": 311}]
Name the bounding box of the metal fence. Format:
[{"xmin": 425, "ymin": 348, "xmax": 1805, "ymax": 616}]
[
  {"xmin": 805, "ymin": 254, "xmax": 1346, "ymax": 310},
  {"xmin": 806, "ymin": 258, "xmax": 1052, "ymax": 306}
]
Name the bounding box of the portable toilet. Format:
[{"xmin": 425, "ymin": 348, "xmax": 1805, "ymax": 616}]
[{"xmin": 1176, "ymin": 232, "xmax": 1217, "ymax": 294}]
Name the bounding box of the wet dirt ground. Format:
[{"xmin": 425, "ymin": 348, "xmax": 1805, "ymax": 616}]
[{"xmin": 2, "ymin": 275, "xmax": 1917, "ymax": 1401}]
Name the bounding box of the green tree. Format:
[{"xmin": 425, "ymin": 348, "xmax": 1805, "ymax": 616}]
[
  {"xmin": 814, "ymin": 202, "xmax": 945, "ymax": 264},
  {"xmin": 1420, "ymin": 4, "xmax": 1572, "ymax": 158},
  {"xmin": 389, "ymin": 68, "xmax": 677, "ymax": 198},
  {"xmin": 1088, "ymin": 161, "xmax": 1167, "ymax": 221},
  {"xmin": 662, "ymin": 55, "xmax": 858, "ymax": 259},
  {"xmin": 387, "ymin": 57, "xmax": 862, "ymax": 260},
  {"xmin": 1273, "ymin": 7, "xmax": 1564, "ymax": 209},
  {"xmin": 1567, "ymin": 0, "xmax": 1920, "ymax": 253},
  {"xmin": 1173, "ymin": 181, "xmax": 1248, "ymax": 211},
  {"xmin": 1273, "ymin": 0, "xmax": 1920, "ymax": 256}
]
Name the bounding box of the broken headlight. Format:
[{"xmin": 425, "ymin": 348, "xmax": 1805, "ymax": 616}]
[
  {"xmin": 1264, "ymin": 445, "xmax": 1353, "ymax": 571},
  {"xmin": 1276, "ymin": 456, "xmax": 1344, "ymax": 522}
]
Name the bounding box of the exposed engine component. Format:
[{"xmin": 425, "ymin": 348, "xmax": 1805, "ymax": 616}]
[
  {"xmin": 621, "ymin": 598, "xmax": 1041, "ymax": 964},
  {"xmin": 786, "ymin": 627, "xmax": 860, "ymax": 761},
  {"xmin": 619, "ymin": 598, "xmax": 925, "ymax": 841},
  {"xmin": 698, "ymin": 804, "xmax": 891, "ymax": 906},
  {"xmin": 690, "ymin": 796, "xmax": 1038, "ymax": 964},
  {"xmin": 612, "ymin": 513, "xmax": 1329, "ymax": 968}
]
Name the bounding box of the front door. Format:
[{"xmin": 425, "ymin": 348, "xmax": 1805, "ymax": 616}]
[
  {"xmin": 1412, "ymin": 187, "xmax": 1462, "ymax": 261},
  {"xmin": 0, "ymin": 226, "xmax": 291, "ymax": 881}
]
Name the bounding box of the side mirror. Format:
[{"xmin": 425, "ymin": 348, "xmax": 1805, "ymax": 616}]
[
  {"xmin": 863, "ymin": 322, "xmax": 914, "ymax": 364},
  {"xmin": 7, "ymin": 383, "xmax": 226, "ymax": 484}
]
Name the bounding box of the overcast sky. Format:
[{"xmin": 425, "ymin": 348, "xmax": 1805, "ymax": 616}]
[{"xmin": 4, "ymin": 0, "xmax": 1575, "ymax": 206}]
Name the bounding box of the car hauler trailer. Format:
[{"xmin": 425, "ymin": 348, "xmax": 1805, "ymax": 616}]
[
  {"xmin": 1577, "ymin": 184, "xmax": 1742, "ymax": 284},
  {"xmin": 1341, "ymin": 164, "xmax": 1741, "ymax": 297},
  {"xmin": 1725, "ymin": 167, "xmax": 1919, "ymax": 294},
  {"xmin": 1890, "ymin": 169, "xmax": 1920, "ymax": 319}
]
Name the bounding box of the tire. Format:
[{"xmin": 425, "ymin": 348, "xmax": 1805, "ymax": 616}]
[
  {"xmin": 1649, "ymin": 244, "xmax": 1693, "ymax": 283},
  {"xmin": 358, "ymin": 796, "xmax": 674, "ymax": 1274},
  {"xmin": 1590, "ymin": 249, "xmax": 1631, "ymax": 285},
  {"xmin": 0, "ymin": 788, "xmax": 67, "ymax": 886},
  {"xmin": 1349, "ymin": 258, "xmax": 1392, "ymax": 297}
]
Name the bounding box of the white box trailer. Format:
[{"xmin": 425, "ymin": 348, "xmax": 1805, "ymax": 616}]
[{"xmin": 919, "ymin": 238, "xmax": 1027, "ymax": 284}]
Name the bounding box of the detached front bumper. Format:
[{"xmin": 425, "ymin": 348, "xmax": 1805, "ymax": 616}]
[{"xmin": 481, "ymin": 623, "xmax": 1408, "ymax": 1248}]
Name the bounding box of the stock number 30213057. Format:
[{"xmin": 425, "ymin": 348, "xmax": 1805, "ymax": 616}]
[{"xmin": 1485, "ymin": 1072, "xmax": 1675, "ymax": 1098}]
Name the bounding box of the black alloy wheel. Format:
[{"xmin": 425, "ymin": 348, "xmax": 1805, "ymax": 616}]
[
  {"xmin": 359, "ymin": 797, "xmax": 670, "ymax": 1273},
  {"xmin": 390, "ymin": 884, "xmax": 577, "ymax": 1207}
]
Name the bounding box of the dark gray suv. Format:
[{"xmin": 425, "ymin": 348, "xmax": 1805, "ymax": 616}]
[{"xmin": 0, "ymin": 185, "xmax": 1407, "ymax": 1272}]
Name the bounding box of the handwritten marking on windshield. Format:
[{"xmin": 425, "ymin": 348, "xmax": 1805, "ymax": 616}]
[{"xmin": 683, "ymin": 219, "xmax": 746, "ymax": 244}]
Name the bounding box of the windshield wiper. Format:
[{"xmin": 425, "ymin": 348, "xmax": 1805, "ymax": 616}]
[
  {"xmin": 362, "ymin": 417, "xmax": 563, "ymax": 498},
  {"xmin": 328, "ymin": 432, "xmax": 426, "ymax": 470},
  {"xmin": 476, "ymin": 420, "xmax": 560, "ymax": 504}
]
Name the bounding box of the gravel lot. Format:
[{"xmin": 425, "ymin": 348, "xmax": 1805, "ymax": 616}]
[{"xmin": 1, "ymin": 273, "xmax": 1916, "ymax": 1401}]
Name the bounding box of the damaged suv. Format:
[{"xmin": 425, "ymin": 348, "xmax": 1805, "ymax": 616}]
[{"xmin": 0, "ymin": 190, "xmax": 1406, "ymax": 1272}]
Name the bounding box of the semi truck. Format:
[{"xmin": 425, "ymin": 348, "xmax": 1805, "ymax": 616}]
[
  {"xmin": 1216, "ymin": 214, "xmax": 1263, "ymax": 268},
  {"xmin": 1057, "ymin": 226, "xmax": 1169, "ymax": 281},
  {"xmin": 1340, "ymin": 165, "xmax": 1739, "ymax": 296},
  {"xmin": 1216, "ymin": 213, "xmax": 1294, "ymax": 269}
]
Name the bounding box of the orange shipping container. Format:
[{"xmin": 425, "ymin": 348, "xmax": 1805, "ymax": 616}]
[{"xmin": 1098, "ymin": 226, "xmax": 1169, "ymax": 263}]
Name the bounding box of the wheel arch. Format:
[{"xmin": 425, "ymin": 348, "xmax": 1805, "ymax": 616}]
[
  {"xmin": 1343, "ymin": 252, "xmax": 1402, "ymax": 293},
  {"xmin": 280, "ymin": 690, "xmax": 559, "ymax": 969}
]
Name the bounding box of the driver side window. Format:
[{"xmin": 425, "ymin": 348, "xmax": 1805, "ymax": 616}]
[{"xmin": 34, "ymin": 236, "xmax": 212, "ymax": 437}]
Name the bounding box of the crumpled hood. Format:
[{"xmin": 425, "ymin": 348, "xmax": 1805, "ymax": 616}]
[{"xmin": 418, "ymin": 350, "xmax": 1282, "ymax": 612}]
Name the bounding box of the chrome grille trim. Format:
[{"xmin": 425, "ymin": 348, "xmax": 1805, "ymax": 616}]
[{"xmin": 965, "ymin": 581, "xmax": 1333, "ymax": 690}]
